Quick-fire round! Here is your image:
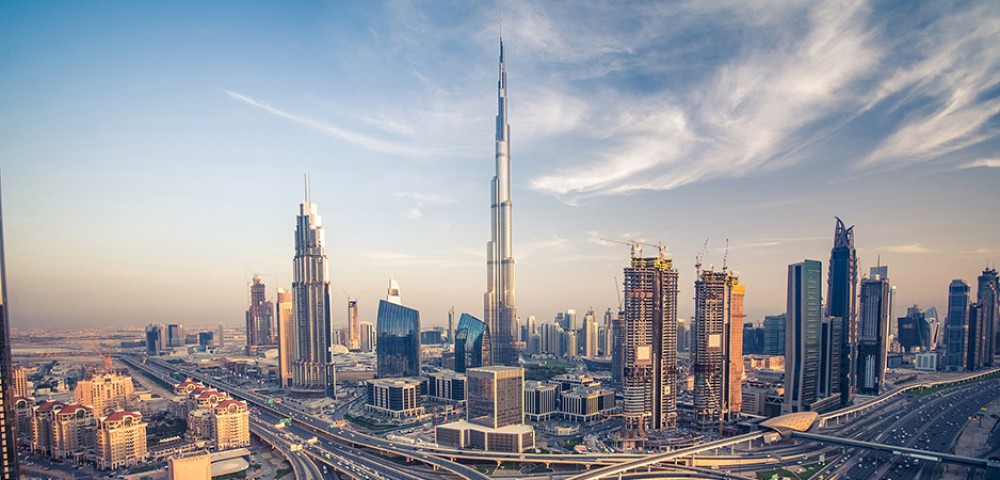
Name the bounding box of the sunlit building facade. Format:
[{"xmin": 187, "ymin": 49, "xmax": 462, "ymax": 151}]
[
  {"xmin": 276, "ymin": 287, "xmax": 294, "ymax": 388},
  {"xmin": 455, "ymin": 313, "xmax": 492, "ymax": 373},
  {"xmin": 785, "ymin": 260, "xmax": 823, "ymax": 413},
  {"xmin": 376, "ymin": 300, "xmax": 420, "ymax": 378},
  {"xmin": 245, "ymin": 274, "xmax": 275, "ymax": 353},
  {"xmin": 74, "ymin": 372, "xmax": 134, "ymax": 416},
  {"xmin": 96, "ymin": 410, "xmax": 148, "ymax": 470},
  {"xmin": 291, "ymin": 195, "xmax": 334, "ymax": 391}
]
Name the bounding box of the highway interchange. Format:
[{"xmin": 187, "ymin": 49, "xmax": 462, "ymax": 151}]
[{"xmin": 121, "ymin": 353, "xmax": 1000, "ymax": 480}]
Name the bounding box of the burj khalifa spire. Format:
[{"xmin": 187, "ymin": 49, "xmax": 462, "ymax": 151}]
[{"xmin": 485, "ymin": 30, "xmax": 518, "ymax": 366}]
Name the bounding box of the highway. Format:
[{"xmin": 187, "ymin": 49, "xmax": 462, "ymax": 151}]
[{"xmin": 252, "ymin": 420, "xmax": 326, "ymax": 480}]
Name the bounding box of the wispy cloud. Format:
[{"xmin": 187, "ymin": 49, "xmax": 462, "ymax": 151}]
[
  {"xmin": 959, "ymin": 158, "xmax": 1000, "ymax": 169},
  {"xmin": 880, "ymin": 243, "xmax": 932, "ymax": 254},
  {"xmin": 394, "ymin": 191, "xmax": 457, "ymax": 220},
  {"xmin": 224, "ymin": 90, "xmax": 446, "ymax": 157}
]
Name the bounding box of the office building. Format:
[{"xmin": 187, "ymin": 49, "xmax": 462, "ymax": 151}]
[
  {"xmin": 96, "ymin": 410, "xmax": 148, "ymax": 470},
  {"xmin": 620, "ymin": 245, "xmax": 679, "ymax": 437},
  {"xmin": 197, "ymin": 331, "xmax": 213, "ymax": 347},
  {"xmin": 275, "ymin": 287, "xmax": 294, "ymax": 388},
  {"xmin": 426, "ymin": 370, "xmax": 466, "ymax": 403},
  {"xmin": 467, "ymin": 366, "xmax": 523, "ymax": 428},
  {"xmin": 560, "ymin": 387, "xmax": 616, "ymax": 423},
  {"xmin": 291, "ymin": 189, "xmax": 334, "ymax": 392},
  {"xmin": 743, "ymin": 322, "xmax": 764, "ymax": 355},
  {"xmin": 819, "ymin": 316, "xmax": 842, "ymax": 399},
  {"xmin": 376, "ymin": 299, "xmax": 420, "ymax": 378},
  {"xmin": 74, "ymin": 372, "xmax": 134, "ymax": 416},
  {"xmin": 915, "ymin": 352, "xmax": 939, "ymax": 371},
  {"xmin": 611, "ymin": 310, "xmax": 625, "ymax": 386},
  {"xmin": 826, "ymin": 217, "xmax": 857, "ymax": 407},
  {"xmin": 978, "ymin": 268, "xmax": 998, "ymax": 366},
  {"xmin": 421, "ymin": 330, "xmax": 444, "ymax": 345},
  {"xmin": 448, "ymin": 307, "xmax": 456, "ymax": 346},
  {"xmin": 898, "ymin": 306, "xmax": 932, "ymax": 353},
  {"xmin": 346, "ymin": 298, "xmax": 360, "ymax": 351},
  {"xmin": 51, "ymin": 404, "xmax": 96, "ymax": 461},
  {"xmin": 245, "ymin": 274, "xmax": 275, "ymax": 353},
  {"xmin": 212, "ymin": 399, "xmax": 250, "ymax": 450},
  {"xmin": 693, "ymin": 269, "xmax": 743, "ymax": 430},
  {"xmin": 484, "ymin": 33, "xmax": 519, "ymax": 367},
  {"xmin": 145, "ymin": 324, "xmax": 163, "ymax": 356},
  {"xmin": 945, "ymin": 279, "xmax": 971, "ymax": 370},
  {"xmin": 216, "ymin": 323, "xmax": 225, "ymax": 349},
  {"xmin": 0, "ymin": 185, "xmax": 18, "ymax": 477},
  {"xmin": 857, "ymin": 269, "xmax": 891, "ymax": 395},
  {"xmin": 967, "ymin": 303, "xmax": 988, "ymax": 371},
  {"xmin": 763, "ymin": 314, "xmax": 786, "ymax": 356},
  {"xmin": 365, "ymin": 378, "xmax": 424, "ymax": 419},
  {"xmin": 455, "ymin": 313, "xmax": 492, "ymax": 373},
  {"xmin": 784, "ymin": 260, "xmax": 823, "ymax": 413},
  {"xmin": 359, "ymin": 321, "xmax": 375, "ymax": 353},
  {"xmin": 523, "ymin": 381, "xmax": 558, "ymax": 421},
  {"xmin": 166, "ymin": 324, "xmax": 185, "ymax": 348}
]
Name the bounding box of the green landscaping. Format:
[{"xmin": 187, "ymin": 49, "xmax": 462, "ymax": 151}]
[
  {"xmin": 561, "ymin": 436, "xmax": 583, "ymax": 450},
  {"xmin": 755, "ymin": 462, "xmax": 826, "ymax": 480}
]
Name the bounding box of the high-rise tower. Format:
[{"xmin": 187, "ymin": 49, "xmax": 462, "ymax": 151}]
[
  {"xmin": 0, "ymin": 173, "xmax": 20, "ymax": 478},
  {"xmin": 945, "ymin": 279, "xmax": 971, "ymax": 370},
  {"xmin": 485, "ymin": 31, "xmax": 519, "ymax": 366},
  {"xmin": 785, "ymin": 260, "xmax": 823, "ymax": 413},
  {"xmin": 857, "ymin": 268, "xmax": 891, "ymax": 395},
  {"xmin": 246, "ymin": 274, "xmax": 275, "ymax": 353},
  {"xmin": 978, "ymin": 268, "xmax": 998, "ymax": 366},
  {"xmin": 347, "ymin": 298, "xmax": 360, "ymax": 351},
  {"xmin": 291, "ymin": 181, "xmax": 333, "ymax": 392},
  {"xmin": 827, "ymin": 217, "xmax": 857, "ymax": 407},
  {"xmin": 693, "ymin": 269, "xmax": 743, "ymax": 430},
  {"xmin": 276, "ymin": 288, "xmax": 294, "ymax": 387}
]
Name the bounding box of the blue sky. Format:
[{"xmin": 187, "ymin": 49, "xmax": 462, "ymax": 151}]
[{"xmin": 2, "ymin": 1, "xmax": 999, "ymax": 329}]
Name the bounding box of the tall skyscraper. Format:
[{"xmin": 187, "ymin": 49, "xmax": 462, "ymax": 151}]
[
  {"xmin": 967, "ymin": 302, "xmax": 987, "ymax": 371},
  {"xmin": 467, "ymin": 366, "xmax": 524, "ymax": 429},
  {"xmin": 484, "ymin": 32, "xmax": 519, "ymax": 367},
  {"xmin": 583, "ymin": 309, "xmax": 598, "ymax": 358},
  {"xmin": 217, "ymin": 323, "xmax": 225, "ymax": 349},
  {"xmin": 978, "ymin": 268, "xmax": 998, "ymax": 366},
  {"xmin": 693, "ymin": 270, "xmax": 743, "ymax": 430},
  {"xmin": 455, "ymin": 314, "xmax": 492, "ymax": 373},
  {"xmin": 359, "ymin": 322, "xmax": 375, "ymax": 353},
  {"xmin": 167, "ymin": 324, "xmax": 185, "ymax": 348},
  {"xmin": 246, "ymin": 274, "xmax": 275, "ymax": 353},
  {"xmin": 447, "ymin": 307, "xmax": 456, "ymax": 346},
  {"xmin": 291, "ymin": 188, "xmax": 333, "ymax": 391},
  {"xmin": 897, "ymin": 306, "xmax": 931, "ymax": 353},
  {"xmin": 857, "ymin": 269, "xmax": 891, "ymax": 395},
  {"xmin": 620, "ymin": 246, "xmax": 678, "ymax": 435},
  {"xmin": 376, "ymin": 296, "xmax": 420, "ymax": 379},
  {"xmin": 145, "ymin": 324, "xmax": 163, "ymax": 356},
  {"xmin": 826, "ymin": 217, "xmax": 857, "ymax": 407},
  {"xmin": 785, "ymin": 260, "xmax": 823, "ymax": 413},
  {"xmin": 945, "ymin": 279, "xmax": 971, "ymax": 370},
  {"xmin": 347, "ymin": 298, "xmax": 360, "ymax": 351},
  {"xmin": 276, "ymin": 287, "xmax": 294, "ymax": 388},
  {"xmin": 0, "ymin": 174, "xmax": 19, "ymax": 479}
]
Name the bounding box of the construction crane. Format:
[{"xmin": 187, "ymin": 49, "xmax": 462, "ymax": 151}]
[
  {"xmin": 635, "ymin": 241, "xmax": 669, "ymax": 259},
  {"xmin": 695, "ymin": 238, "xmax": 710, "ymax": 275},
  {"xmin": 613, "ymin": 276, "xmax": 623, "ymax": 312},
  {"xmin": 601, "ymin": 238, "xmax": 642, "ymax": 258}
]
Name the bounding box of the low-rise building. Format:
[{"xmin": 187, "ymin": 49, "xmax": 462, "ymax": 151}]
[
  {"xmin": 559, "ymin": 386, "xmax": 616, "ymax": 422},
  {"xmin": 523, "ymin": 381, "xmax": 558, "ymax": 422},
  {"xmin": 365, "ymin": 378, "xmax": 424, "ymax": 419},
  {"xmin": 426, "ymin": 370, "xmax": 466, "ymax": 403},
  {"xmin": 915, "ymin": 352, "xmax": 939, "ymax": 371},
  {"xmin": 435, "ymin": 420, "xmax": 535, "ymax": 452},
  {"xmin": 551, "ymin": 373, "xmax": 601, "ymax": 391},
  {"xmin": 168, "ymin": 451, "xmax": 211, "ymax": 480}
]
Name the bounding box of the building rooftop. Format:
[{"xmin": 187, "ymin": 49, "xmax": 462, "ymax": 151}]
[{"xmin": 436, "ymin": 419, "xmax": 534, "ymax": 435}]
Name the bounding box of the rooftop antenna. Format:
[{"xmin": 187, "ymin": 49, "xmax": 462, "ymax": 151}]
[
  {"xmin": 722, "ymin": 238, "xmax": 729, "ymax": 272},
  {"xmin": 695, "ymin": 238, "xmax": 709, "ymax": 275}
]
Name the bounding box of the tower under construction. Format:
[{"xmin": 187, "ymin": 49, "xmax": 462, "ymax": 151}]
[{"xmin": 693, "ymin": 269, "xmax": 744, "ymax": 431}]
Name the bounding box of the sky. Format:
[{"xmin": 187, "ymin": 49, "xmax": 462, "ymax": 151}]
[{"xmin": 1, "ymin": 1, "xmax": 999, "ymax": 331}]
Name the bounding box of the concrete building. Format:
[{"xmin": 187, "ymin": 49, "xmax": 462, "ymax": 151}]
[
  {"xmin": 693, "ymin": 269, "xmax": 743, "ymax": 430},
  {"xmin": 523, "ymin": 381, "xmax": 558, "ymax": 421},
  {"xmin": 560, "ymin": 387, "xmax": 616, "ymax": 422},
  {"xmin": 212, "ymin": 399, "xmax": 250, "ymax": 451},
  {"xmin": 785, "ymin": 260, "xmax": 823, "ymax": 413},
  {"xmin": 436, "ymin": 366, "xmax": 534, "ymax": 453},
  {"xmin": 915, "ymin": 352, "xmax": 939, "ymax": 371},
  {"xmin": 245, "ymin": 274, "xmax": 275, "ymax": 353},
  {"xmin": 275, "ymin": 287, "xmax": 296, "ymax": 388},
  {"xmin": 0, "ymin": 187, "xmax": 20, "ymax": 477},
  {"xmin": 898, "ymin": 306, "xmax": 932, "ymax": 353},
  {"xmin": 96, "ymin": 410, "xmax": 148, "ymax": 470},
  {"xmin": 51, "ymin": 403, "xmax": 96, "ymax": 461},
  {"xmin": 291, "ymin": 187, "xmax": 334, "ymax": 392},
  {"xmin": 168, "ymin": 452, "xmax": 211, "ymax": 480},
  {"xmin": 146, "ymin": 324, "xmax": 163, "ymax": 356},
  {"xmin": 11, "ymin": 366, "xmax": 27, "ymax": 398},
  {"xmin": 167, "ymin": 324, "xmax": 185, "ymax": 348},
  {"xmin": 980, "ymin": 268, "xmax": 999, "ymax": 366},
  {"xmin": 619, "ymin": 245, "xmax": 679, "ymax": 443},
  {"xmin": 826, "ymin": 217, "xmax": 858, "ymax": 407},
  {"xmin": 359, "ymin": 321, "xmax": 375, "ymax": 353},
  {"xmin": 365, "ymin": 378, "xmax": 424, "ymax": 419},
  {"xmin": 583, "ymin": 310, "xmax": 599, "ymax": 358},
  {"xmin": 857, "ymin": 269, "xmax": 891, "ymax": 395},
  {"xmin": 32, "ymin": 401, "xmax": 62, "ymax": 455},
  {"xmin": 74, "ymin": 372, "xmax": 134, "ymax": 416},
  {"xmin": 13, "ymin": 397, "xmax": 33, "ymax": 447}
]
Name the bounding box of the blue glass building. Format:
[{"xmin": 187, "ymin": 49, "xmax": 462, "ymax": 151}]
[
  {"xmin": 455, "ymin": 313, "xmax": 492, "ymax": 373},
  {"xmin": 376, "ymin": 300, "xmax": 420, "ymax": 378}
]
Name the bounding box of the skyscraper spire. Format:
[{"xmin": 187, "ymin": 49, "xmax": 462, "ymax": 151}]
[{"xmin": 485, "ymin": 26, "xmax": 518, "ymax": 366}]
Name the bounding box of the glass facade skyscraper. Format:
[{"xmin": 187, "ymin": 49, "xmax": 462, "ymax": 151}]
[
  {"xmin": 376, "ymin": 300, "xmax": 420, "ymax": 379},
  {"xmin": 291, "ymin": 195, "xmax": 333, "ymax": 391},
  {"xmin": 945, "ymin": 279, "xmax": 970, "ymax": 370},
  {"xmin": 826, "ymin": 217, "xmax": 857, "ymax": 407},
  {"xmin": 857, "ymin": 271, "xmax": 891, "ymax": 395},
  {"xmin": 455, "ymin": 313, "xmax": 492, "ymax": 373},
  {"xmin": 785, "ymin": 260, "xmax": 822, "ymax": 413},
  {"xmin": 979, "ymin": 268, "xmax": 998, "ymax": 367},
  {"xmin": 0, "ymin": 175, "xmax": 20, "ymax": 479}
]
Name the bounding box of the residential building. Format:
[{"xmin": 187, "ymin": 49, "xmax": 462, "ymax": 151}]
[
  {"xmin": 32, "ymin": 401, "xmax": 63, "ymax": 455},
  {"xmin": 166, "ymin": 324, "xmax": 185, "ymax": 348},
  {"xmin": 95, "ymin": 410, "xmax": 148, "ymax": 470},
  {"xmin": 74, "ymin": 372, "xmax": 134, "ymax": 416},
  {"xmin": 13, "ymin": 397, "xmax": 33, "ymax": 447},
  {"xmin": 11, "ymin": 366, "xmax": 27, "ymax": 398},
  {"xmin": 51, "ymin": 403, "xmax": 95, "ymax": 461},
  {"xmin": 212, "ymin": 399, "xmax": 250, "ymax": 450}
]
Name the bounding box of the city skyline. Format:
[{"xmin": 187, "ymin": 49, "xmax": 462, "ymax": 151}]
[{"xmin": 2, "ymin": 2, "xmax": 1000, "ymax": 329}]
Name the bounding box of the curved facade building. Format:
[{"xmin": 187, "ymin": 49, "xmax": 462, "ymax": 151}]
[
  {"xmin": 455, "ymin": 313, "xmax": 492, "ymax": 373},
  {"xmin": 376, "ymin": 300, "xmax": 420, "ymax": 378}
]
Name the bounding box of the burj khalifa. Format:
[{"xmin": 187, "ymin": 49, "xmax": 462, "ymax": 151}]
[{"xmin": 484, "ymin": 32, "xmax": 518, "ymax": 366}]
